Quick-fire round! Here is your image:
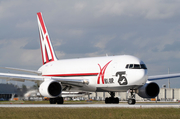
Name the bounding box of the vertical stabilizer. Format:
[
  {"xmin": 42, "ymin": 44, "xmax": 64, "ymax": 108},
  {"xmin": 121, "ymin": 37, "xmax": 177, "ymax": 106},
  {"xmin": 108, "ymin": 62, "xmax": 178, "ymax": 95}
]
[{"xmin": 37, "ymin": 12, "xmax": 57, "ymax": 65}]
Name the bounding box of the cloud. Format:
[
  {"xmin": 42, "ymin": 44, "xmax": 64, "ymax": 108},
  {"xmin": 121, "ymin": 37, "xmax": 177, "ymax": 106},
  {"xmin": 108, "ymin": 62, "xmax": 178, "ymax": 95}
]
[
  {"xmin": 22, "ymin": 39, "xmax": 39, "ymax": 50},
  {"xmin": 95, "ymin": 35, "xmax": 116, "ymax": 49},
  {"xmin": 0, "ymin": 0, "xmax": 180, "ymax": 87},
  {"xmin": 163, "ymin": 41, "xmax": 180, "ymax": 52},
  {"xmin": 55, "ymin": 38, "xmax": 100, "ymax": 54},
  {"xmin": 74, "ymin": 2, "xmax": 87, "ymax": 11},
  {"xmin": 0, "ymin": 38, "xmax": 41, "ymax": 67},
  {"xmin": 94, "ymin": 0, "xmax": 179, "ymax": 19}
]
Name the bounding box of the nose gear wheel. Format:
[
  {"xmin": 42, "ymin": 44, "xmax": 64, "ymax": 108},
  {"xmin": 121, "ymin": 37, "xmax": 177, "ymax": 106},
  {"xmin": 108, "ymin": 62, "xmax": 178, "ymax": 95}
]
[{"xmin": 127, "ymin": 89, "xmax": 136, "ymax": 105}]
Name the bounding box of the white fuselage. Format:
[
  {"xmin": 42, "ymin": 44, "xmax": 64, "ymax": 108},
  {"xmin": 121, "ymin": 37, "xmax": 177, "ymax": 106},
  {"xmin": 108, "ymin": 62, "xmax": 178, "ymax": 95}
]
[{"xmin": 38, "ymin": 55, "xmax": 148, "ymax": 92}]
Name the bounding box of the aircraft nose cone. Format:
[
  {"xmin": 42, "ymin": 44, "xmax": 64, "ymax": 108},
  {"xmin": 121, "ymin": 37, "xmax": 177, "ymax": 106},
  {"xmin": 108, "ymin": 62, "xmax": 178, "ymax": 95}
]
[
  {"xmin": 127, "ymin": 69, "xmax": 148, "ymax": 85},
  {"xmin": 136, "ymin": 69, "xmax": 148, "ymax": 84}
]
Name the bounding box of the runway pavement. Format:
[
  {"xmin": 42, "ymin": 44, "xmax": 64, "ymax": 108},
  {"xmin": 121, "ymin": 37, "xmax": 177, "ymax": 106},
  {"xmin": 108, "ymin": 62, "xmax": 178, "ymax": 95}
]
[{"xmin": 0, "ymin": 103, "xmax": 180, "ymax": 108}]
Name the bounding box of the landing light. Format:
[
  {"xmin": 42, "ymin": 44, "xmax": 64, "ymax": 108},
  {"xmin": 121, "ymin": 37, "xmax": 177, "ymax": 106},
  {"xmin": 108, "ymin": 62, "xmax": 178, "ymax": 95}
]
[{"xmin": 83, "ymin": 80, "xmax": 89, "ymax": 85}]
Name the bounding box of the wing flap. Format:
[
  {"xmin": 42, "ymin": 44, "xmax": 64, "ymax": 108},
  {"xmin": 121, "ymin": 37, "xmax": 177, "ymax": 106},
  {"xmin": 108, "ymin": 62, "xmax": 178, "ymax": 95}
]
[{"xmin": 148, "ymin": 73, "xmax": 180, "ymax": 81}]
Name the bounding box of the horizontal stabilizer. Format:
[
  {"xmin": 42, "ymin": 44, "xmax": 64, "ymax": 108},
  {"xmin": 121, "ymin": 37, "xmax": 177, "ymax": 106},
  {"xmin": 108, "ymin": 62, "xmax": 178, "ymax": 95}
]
[
  {"xmin": 0, "ymin": 72, "xmax": 43, "ymax": 83},
  {"xmin": 0, "ymin": 67, "xmax": 42, "ymax": 75}
]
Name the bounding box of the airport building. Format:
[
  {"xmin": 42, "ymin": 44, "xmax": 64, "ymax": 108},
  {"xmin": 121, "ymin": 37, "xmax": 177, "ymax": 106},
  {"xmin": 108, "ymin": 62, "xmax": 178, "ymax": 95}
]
[
  {"xmin": 0, "ymin": 84, "xmax": 28, "ymax": 100},
  {"xmin": 0, "ymin": 84, "xmax": 18, "ymax": 100}
]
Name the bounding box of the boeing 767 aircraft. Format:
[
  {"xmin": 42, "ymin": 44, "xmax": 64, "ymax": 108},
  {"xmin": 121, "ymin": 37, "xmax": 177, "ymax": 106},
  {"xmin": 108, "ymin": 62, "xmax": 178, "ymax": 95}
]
[{"xmin": 0, "ymin": 12, "xmax": 180, "ymax": 105}]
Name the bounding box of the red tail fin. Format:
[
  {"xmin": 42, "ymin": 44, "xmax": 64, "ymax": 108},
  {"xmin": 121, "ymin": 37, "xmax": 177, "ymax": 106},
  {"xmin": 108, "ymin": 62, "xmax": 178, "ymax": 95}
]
[{"xmin": 37, "ymin": 12, "xmax": 57, "ymax": 65}]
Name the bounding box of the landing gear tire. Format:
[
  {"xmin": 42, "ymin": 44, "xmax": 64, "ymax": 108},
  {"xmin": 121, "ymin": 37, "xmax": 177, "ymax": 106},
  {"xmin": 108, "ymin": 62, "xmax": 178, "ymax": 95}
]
[
  {"xmin": 105, "ymin": 97, "xmax": 119, "ymax": 104},
  {"xmin": 50, "ymin": 98, "xmax": 57, "ymax": 104},
  {"xmin": 113, "ymin": 97, "xmax": 119, "ymax": 104},
  {"xmin": 128, "ymin": 99, "xmax": 136, "ymax": 105},
  {"xmin": 49, "ymin": 97, "xmax": 64, "ymax": 104},
  {"xmin": 126, "ymin": 89, "xmax": 136, "ymax": 105},
  {"xmin": 105, "ymin": 92, "xmax": 119, "ymax": 104},
  {"xmin": 105, "ymin": 98, "xmax": 110, "ymax": 104},
  {"xmin": 57, "ymin": 97, "xmax": 64, "ymax": 104}
]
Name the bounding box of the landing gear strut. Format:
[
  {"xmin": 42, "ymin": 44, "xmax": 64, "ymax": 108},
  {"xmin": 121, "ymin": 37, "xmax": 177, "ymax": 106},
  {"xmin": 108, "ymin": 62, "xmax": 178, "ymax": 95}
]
[
  {"xmin": 127, "ymin": 89, "xmax": 136, "ymax": 105},
  {"xmin": 105, "ymin": 92, "xmax": 119, "ymax": 104},
  {"xmin": 50, "ymin": 97, "xmax": 64, "ymax": 104}
]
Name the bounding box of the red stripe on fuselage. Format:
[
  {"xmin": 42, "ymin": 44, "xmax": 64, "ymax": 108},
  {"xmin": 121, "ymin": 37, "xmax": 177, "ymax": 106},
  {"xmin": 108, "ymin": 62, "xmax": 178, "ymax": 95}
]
[{"xmin": 43, "ymin": 73, "xmax": 99, "ymax": 77}]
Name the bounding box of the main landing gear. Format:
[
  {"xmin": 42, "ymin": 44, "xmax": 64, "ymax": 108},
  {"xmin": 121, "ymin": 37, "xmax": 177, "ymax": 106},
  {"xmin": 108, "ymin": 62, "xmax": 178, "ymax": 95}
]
[
  {"xmin": 105, "ymin": 92, "xmax": 119, "ymax": 104},
  {"xmin": 127, "ymin": 89, "xmax": 136, "ymax": 105},
  {"xmin": 49, "ymin": 97, "xmax": 64, "ymax": 104}
]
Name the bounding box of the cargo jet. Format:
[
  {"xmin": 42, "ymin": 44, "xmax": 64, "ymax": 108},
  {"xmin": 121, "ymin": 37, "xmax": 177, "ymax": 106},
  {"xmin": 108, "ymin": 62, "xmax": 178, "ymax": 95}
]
[{"xmin": 0, "ymin": 12, "xmax": 180, "ymax": 105}]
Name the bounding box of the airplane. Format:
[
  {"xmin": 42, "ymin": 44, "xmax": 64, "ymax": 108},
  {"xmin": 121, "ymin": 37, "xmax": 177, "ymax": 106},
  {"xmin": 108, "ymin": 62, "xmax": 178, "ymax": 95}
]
[{"xmin": 0, "ymin": 12, "xmax": 180, "ymax": 105}]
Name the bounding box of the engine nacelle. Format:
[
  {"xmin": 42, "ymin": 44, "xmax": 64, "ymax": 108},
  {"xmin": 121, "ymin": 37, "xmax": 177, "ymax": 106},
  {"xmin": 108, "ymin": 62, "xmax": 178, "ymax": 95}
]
[
  {"xmin": 39, "ymin": 80, "xmax": 62, "ymax": 98},
  {"xmin": 137, "ymin": 82, "xmax": 159, "ymax": 98}
]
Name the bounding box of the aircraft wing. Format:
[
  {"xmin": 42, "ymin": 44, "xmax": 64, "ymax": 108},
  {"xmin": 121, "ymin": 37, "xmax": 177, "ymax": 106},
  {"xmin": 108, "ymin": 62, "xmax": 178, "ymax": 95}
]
[
  {"xmin": 0, "ymin": 73, "xmax": 89, "ymax": 86},
  {"xmin": 148, "ymin": 73, "xmax": 180, "ymax": 81}
]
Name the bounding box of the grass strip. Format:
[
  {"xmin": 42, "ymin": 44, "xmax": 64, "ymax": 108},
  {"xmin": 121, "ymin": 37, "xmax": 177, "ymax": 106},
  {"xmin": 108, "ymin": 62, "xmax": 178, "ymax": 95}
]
[{"xmin": 0, "ymin": 107, "xmax": 179, "ymax": 119}]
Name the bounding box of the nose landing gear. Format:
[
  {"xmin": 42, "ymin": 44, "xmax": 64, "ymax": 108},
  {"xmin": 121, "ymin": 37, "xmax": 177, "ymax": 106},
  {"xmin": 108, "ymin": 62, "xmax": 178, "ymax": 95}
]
[{"xmin": 127, "ymin": 89, "xmax": 136, "ymax": 105}]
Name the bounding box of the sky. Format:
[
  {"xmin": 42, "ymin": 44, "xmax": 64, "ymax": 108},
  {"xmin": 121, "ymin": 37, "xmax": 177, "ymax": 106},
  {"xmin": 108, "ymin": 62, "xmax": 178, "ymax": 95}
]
[{"xmin": 0, "ymin": 0, "xmax": 180, "ymax": 88}]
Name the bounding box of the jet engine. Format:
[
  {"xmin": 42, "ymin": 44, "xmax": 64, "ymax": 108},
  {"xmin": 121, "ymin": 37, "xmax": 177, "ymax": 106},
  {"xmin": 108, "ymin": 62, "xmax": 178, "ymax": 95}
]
[
  {"xmin": 39, "ymin": 80, "xmax": 62, "ymax": 98},
  {"xmin": 137, "ymin": 82, "xmax": 159, "ymax": 98}
]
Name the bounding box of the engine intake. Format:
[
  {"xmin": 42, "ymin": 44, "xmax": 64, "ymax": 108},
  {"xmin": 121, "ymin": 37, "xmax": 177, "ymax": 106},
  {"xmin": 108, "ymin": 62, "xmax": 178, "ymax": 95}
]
[
  {"xmin": 137, "ymin": 82, "xmax": 159, "ymax": 98},
  {"xmin": 39, "ymin": 80, "xmax": 62, "ymax": 98}
]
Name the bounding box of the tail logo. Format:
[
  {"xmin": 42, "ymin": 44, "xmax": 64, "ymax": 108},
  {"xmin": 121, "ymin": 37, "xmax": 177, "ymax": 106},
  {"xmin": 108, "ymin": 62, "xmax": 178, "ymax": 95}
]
[
  {"xmin": 97, "ymin": 60, "xmax": 112, "ymax": 84},
  {"xmin": 37, "ymin": 12, "xmax": 57, "ymax": 64}
]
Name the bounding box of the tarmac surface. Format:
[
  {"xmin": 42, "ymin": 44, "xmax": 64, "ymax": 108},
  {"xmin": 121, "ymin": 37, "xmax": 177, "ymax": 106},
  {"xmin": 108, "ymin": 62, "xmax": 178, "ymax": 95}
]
[{"xmin": 0, "ymin": 103, "xmax": 180, "ymax": 108}]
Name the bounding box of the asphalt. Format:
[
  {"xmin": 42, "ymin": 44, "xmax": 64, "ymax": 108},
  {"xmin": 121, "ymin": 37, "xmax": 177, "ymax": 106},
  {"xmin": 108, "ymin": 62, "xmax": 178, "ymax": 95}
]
[{"xmin": 0, "ymin": 103, "xmax": 180, "ymax": 108}]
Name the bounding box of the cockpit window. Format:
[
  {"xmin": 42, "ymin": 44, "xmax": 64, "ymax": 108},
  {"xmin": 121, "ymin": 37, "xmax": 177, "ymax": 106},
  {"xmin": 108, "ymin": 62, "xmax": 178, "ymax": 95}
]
[
  {"xmin": 125, "ymin": 64, "xmax": 147, "ymax": 69},
  {"xmin": 134, "ymin": 64, "xmax": 141, "ymax": 69},
  {"xmin": 140, "ymin": 64, "xmax": 147, "ymax": 69},
  {"xmin": 129, "ymin": 64, "xmax": 133, "ymax": 68},
  {"xmin": 125, "ymin": 64, "xmax": 129, "ymax": 68}
]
